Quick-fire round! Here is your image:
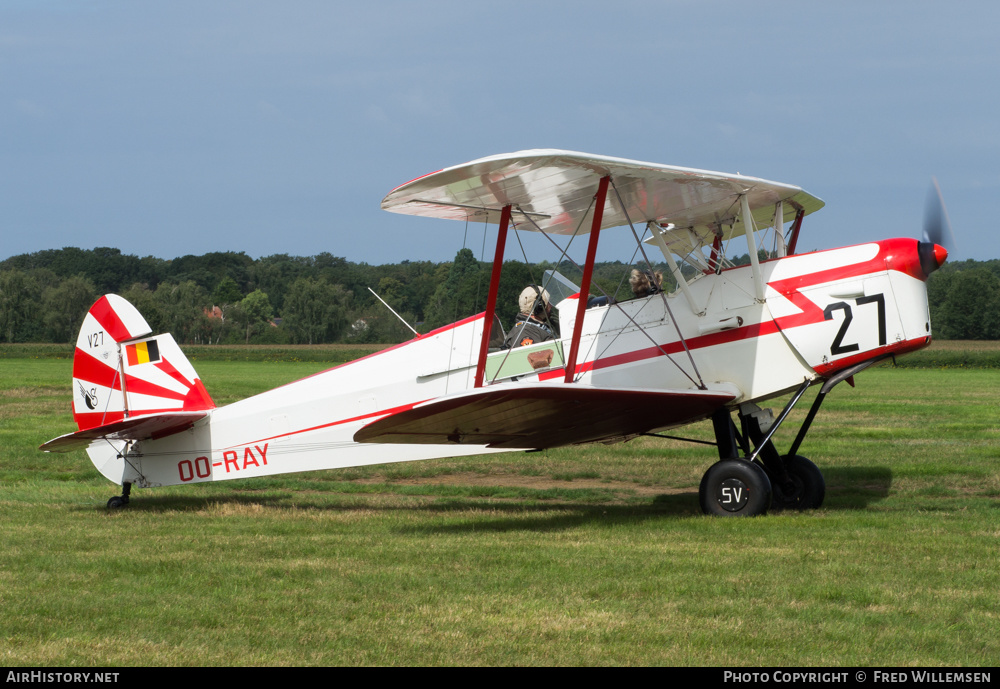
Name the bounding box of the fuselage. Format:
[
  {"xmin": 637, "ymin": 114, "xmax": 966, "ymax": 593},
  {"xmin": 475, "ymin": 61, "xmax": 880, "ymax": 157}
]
[{"xmin": 91, "ymin": 238, "xmax": 934, "ymax": 489}]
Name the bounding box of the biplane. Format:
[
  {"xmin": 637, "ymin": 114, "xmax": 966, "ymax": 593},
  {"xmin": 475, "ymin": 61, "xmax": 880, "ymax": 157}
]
[{"xmin": 40, "ymin": 150, "xmax": 950, "ymax": 516}]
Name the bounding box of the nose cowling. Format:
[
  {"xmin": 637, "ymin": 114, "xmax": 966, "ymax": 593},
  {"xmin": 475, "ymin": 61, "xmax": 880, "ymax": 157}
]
[{"xmin": 918, "ymin": 241, "xmax": 948, "ymax": 279}]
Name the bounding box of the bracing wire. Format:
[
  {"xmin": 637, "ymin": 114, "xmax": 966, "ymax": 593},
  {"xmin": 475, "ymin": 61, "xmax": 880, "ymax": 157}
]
[
  {"xmin": 609, "ymin": 179, "xmax": 705, "ymax": 389},
  {"xmin": 517, "ymin": 194, "xmax": 703, "ymax": 389}
]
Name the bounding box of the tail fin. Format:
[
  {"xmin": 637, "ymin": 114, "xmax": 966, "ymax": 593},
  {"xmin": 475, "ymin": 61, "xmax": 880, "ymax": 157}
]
[{"xmin": 41, "ymin": 294, "xmax": 215, "ymax": 452}]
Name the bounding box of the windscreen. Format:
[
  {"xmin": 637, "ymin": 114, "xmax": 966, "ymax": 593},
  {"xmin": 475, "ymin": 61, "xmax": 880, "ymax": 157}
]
[{"xmin": 541, "ymin": 270, "xmax": 580, "ymax": 308}]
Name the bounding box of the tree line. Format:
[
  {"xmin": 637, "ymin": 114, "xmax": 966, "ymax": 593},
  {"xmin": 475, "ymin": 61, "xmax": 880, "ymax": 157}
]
[
  {"xmin": 0, "ymin": 247, "xmax": 996, "ymax": 344},
  {"xmin": 925, "ymin": 259, "xmax": 1000, "ymax": 340},
  {"xmin": 0, "ymin": 247, "xmax": 646, "ymax": 345}
]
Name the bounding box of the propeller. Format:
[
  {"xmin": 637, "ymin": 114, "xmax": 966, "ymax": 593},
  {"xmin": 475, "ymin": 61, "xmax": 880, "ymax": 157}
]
[{"xmin": 918, "ymin": 177, "xmax": 953, "ymax": 278}]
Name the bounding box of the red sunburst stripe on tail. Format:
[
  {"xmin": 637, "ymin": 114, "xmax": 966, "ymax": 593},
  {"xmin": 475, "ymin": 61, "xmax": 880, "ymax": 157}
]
[
  {"xmin": 72, "ymin": 349, "xmax": 120, "ymax": 389},
  {"xmin": 155, "ymin": 358, "xmax": 193, "ymax": 388},
  {"xmin": 121, "ymin": 375, "xmax": 189, "ymax": 403},
  {"xmin": 73, "ymin": 349, "xmax": 125, "ymax": 392},
  {"xmin": 73, "ymin": 348, "xmax": 189, "ymax": 402},
  {"xmin": 182, "ymin": 379, "xmax": 215, "ymax": 411},
  {"xmin": 155, "ymin": 359, "xmax": 215, "ymax": 410},
  {"xmin": 74, "ymin": 410, "xmax": 126, "ymax": 430},
  {"xmin": 88, "ymin": 296, "xmax": 136, "ymax": 343}
]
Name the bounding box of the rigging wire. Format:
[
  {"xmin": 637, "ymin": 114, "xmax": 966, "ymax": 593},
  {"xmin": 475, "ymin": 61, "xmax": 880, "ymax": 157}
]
[
  {"xmin": 609, "ymin": 178, "xmax": 706, "ymax": 390},
  {"xmin": 509, "ymin": 217, "xmax": 559, "ymax": 335},
  {"xmin": 517, "ymin": 197, "xmax": 702, "ymax": 389},
  {"xmin": 482, "ymin": 215, "xmax": 564, "ymax": 385}
]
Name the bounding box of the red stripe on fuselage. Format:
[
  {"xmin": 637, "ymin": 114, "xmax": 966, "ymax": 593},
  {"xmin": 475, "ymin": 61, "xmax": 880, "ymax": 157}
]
[
  {"xmin": 220, "ymin": 398, "xmax": 434, "ymax": 450},
  {"xmin": 557, "ymin": 319, "xmax": 782, "ymax": 379},
  {"xmin": 766, "ymin": 251, "xmax": 888, "ymax": 332},
  {"xmin": 549, "ymin": 240, "xmax": 915, "ymax": 379}
]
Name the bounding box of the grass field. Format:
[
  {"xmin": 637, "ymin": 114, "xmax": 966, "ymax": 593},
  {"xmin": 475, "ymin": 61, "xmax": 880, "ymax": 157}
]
[{"xmin": 1, "ymin": 344, "xmax": 998, "ymax": 666}]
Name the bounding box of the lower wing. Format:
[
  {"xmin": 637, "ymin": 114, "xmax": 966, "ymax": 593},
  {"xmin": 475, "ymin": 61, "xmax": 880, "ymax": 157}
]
[{"xmin": 354, "ymin": 385, "xmax": 734, "ymax": 449}]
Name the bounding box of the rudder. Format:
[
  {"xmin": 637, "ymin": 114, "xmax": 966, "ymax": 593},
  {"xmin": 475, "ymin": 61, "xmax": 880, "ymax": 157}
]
[{"xmin": 71, "ymin": 294, "xmax": 215, "ymax": 433}]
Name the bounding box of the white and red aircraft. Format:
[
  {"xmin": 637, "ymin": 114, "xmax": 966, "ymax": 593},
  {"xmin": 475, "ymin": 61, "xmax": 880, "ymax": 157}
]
[{"xmin": 40, "ymin": 150, "xmax": 950, "ymax": 516}]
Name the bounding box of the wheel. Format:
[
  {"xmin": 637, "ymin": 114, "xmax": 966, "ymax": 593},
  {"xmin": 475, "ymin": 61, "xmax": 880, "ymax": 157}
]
[
  {"xmin": 771, "ymin": 455, "xmax": 825, "ymax": 511},
  {"xmin": 106, "ymin": 496, "xmax": 128, "ymax": 509},
  {"xmin": 699, "ymin": 459, "xmax": 772, "ymax": 517}
]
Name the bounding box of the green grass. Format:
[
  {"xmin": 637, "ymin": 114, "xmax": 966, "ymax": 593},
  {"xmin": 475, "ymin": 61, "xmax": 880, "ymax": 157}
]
[
  {"xmin": 1, "ymin": 350, "xmax": 999, "ymax": 666},
  {"xmin": 889, "ymin": 340, "xmax": 1000, "ymax": 369}
]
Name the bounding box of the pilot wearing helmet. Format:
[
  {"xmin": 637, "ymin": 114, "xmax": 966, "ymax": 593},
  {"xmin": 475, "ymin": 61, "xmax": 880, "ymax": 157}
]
[
  {"xmin": 503, "ymin": 285, "xmax": 556, "ymax": 349},
  {"xmin": 629, "ymin": 268, "xmax": 664, "ymax": 298}
]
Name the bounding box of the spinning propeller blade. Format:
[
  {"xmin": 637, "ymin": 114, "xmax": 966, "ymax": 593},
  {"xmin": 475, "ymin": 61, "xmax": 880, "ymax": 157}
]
[{"xmin": 918, "ymin": 177, "xmax": 952, "ymax": 277}]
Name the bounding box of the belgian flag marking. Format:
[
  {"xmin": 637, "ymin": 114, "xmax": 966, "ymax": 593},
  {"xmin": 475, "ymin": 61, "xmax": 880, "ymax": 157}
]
[{"xmin": 125, "ymin": 339, "xmax": 161, "ymax": 366}]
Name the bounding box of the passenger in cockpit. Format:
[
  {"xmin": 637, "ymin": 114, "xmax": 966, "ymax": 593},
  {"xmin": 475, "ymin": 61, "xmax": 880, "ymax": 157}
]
[
  {"xmin": 504, "ymin": 286, "xmax": 555, "ymax": 349},
  {"xmin": 630, "ymin": 269, "xmax": 664, "ymax": 298}
]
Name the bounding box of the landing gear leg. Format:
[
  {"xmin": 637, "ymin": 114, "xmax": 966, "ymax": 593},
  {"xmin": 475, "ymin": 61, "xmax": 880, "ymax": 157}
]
[
  {"xmin": 107, "ymin": 482, "xmax": 131, "ymax": 510},
  {"xmin": 769, "ymin": 359, "xmax": 891, "ymax": 510},
  {"xmin": 699, "ymin": 408, "xmax": 772, "ymax": 516},
  {"xmin": 741, "ymin": 405, "xmax": 825, "ymax": 511}
]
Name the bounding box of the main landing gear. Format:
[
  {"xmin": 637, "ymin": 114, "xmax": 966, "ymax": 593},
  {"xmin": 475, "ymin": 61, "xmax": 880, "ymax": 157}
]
[
  {"xmin": 700, "ymin": 400, "xmax": 825, "ymax": 517},
  {"xmin": 698, "ymin": 358, "xmax": 889, "ymax": 516}
]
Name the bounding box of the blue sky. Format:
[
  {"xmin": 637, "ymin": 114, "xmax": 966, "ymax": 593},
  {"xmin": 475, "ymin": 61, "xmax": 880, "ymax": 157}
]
[{"xmin": 1, "ymin": 1, "xmax": 996, "ymax": 266}]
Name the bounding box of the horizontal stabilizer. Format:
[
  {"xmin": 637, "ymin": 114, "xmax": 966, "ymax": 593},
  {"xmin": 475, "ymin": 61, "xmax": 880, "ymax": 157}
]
[
  {"xmin": 39, "ymin": 411, "xmax": 209, "ymax": 453},
  {"xmin": 354, "ymin": 385, "xmax": 734, "ymax": 449}
]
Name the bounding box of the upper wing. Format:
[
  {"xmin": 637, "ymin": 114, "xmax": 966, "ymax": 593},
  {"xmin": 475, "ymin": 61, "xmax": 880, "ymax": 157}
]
[
  {"xmin": 381, "ymin": 149, "xmax": 824, "ymax": 237},
  {"xmin": 354, "ymin": 385, "xmax": 734, "ymax": 449}
]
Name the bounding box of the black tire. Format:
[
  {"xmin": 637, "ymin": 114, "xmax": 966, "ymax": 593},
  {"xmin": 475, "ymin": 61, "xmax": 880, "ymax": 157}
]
[
  {"xmin": 106, "ymin": 496, "xmax": 127, "ymax": 509},
  {"xmin": 699, "ymin": 459, "xmax": 772, "ymax": 517},
  {"xmin": 771, "ymin": 455, "xmax": 825, "ymax": 511}
]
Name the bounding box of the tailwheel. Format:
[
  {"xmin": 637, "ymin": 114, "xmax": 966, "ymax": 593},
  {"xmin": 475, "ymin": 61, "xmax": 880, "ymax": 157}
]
[
  {"xmin": 106, "ymin": 482, "xmax": 131, "ymax": 510},
  {"xmin": 699, "ymin": 459, "xmax": 772, "ymax": 517},
  {"xmin": 771, "ymin": 455, "xmax": 825, "ymax": 511}
]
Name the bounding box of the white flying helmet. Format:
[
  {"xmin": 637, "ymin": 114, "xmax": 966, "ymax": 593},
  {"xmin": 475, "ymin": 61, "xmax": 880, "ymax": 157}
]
[{"xmin": 518, "ymin": 286, "xmax": 550, "ymax": 315}]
